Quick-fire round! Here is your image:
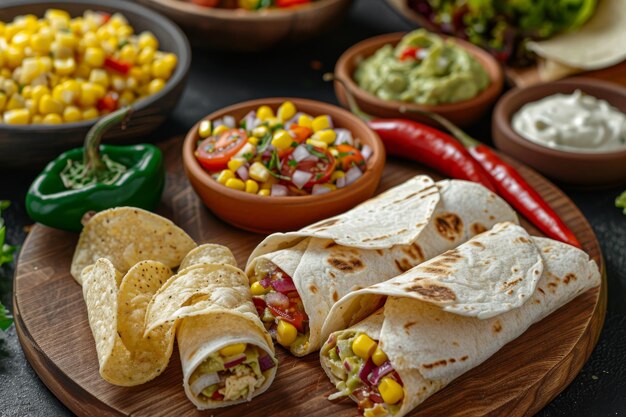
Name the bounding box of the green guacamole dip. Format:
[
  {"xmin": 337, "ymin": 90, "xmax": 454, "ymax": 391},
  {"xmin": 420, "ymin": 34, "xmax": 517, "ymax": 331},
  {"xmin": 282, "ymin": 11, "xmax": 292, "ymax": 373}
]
[{"xmin": 354, "ymin": 29, "xmax": 491, "ymax": 105}]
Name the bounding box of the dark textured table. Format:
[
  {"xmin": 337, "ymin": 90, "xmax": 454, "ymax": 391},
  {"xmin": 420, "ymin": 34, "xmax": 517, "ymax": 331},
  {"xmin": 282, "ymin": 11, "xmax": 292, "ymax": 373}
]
[{"xmin": 1, "ymin": 1, "xmax": 625, "ymax": 416}]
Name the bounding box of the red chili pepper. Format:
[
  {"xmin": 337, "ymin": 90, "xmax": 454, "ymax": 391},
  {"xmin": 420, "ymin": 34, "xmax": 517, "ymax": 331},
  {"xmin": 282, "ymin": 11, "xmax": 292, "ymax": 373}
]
[
  {"xmin": 399, "ymin": 46, "xmax": 421, "ymax": 62},
  {"xmin": 104, "ymin": 57, "xmax": 132, "ymax": 75},
  {"xmin": 97, "ymin": 93, "xmax": 119, "ymax": 112},
  {"xmin": 422, "ymin": 111, "xmax": 581, "ymax": 248},
  {"xmin": 368, "ymin": 118, "xmax": 496, "ymax": 192}
]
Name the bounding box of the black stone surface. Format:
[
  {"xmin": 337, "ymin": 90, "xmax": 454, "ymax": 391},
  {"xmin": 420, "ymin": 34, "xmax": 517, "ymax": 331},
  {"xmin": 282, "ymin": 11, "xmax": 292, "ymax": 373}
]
[{"xmin": 1, "ymin": 0, "xmax": 625, "ymax": 416}]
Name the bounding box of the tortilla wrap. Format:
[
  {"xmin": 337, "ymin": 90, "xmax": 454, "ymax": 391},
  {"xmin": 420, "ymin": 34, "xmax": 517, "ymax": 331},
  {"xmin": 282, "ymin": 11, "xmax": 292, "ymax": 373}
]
[
  {"xmin": 320, "ymin": 222, "xmax": 601, "ymax": 417},
  {"xmin": 82, "ymin": 244, "xmax": 277, "ymax": 408},
  {"xmin": 246, "ymin": 175, "xmax": 518, "ymax": 356}
]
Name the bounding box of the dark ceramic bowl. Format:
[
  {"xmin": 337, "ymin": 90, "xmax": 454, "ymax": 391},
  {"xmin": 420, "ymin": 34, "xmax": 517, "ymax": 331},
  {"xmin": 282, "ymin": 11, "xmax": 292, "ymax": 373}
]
[
  {"xmin": 493, "ymin": 78, "xmax": 626, "ymax": 187},
  {"xmin": 0, "ymin": 0, "xmax": 191, "ymax": 169},
  {"xmin": 182, "ymin": 98, "xmax": 385, "ymax": 234},
  {"xmin": 333, "ymin": 32, "xmax": 504, "ymax": 128},
  {"xmin": 136, "ymin": 0, "xmax": 352, "ymax": 51}
]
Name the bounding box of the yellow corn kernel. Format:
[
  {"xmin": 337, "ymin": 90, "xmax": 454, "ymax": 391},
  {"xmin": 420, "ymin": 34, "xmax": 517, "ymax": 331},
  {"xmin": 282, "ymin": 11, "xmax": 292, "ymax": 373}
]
[
  {"xmin": 21, "ymin": 86, "xmax": 32, "ymax": 99},
  {"xmin": 256, "ymin": 105, "xmax": 274, "ymax": 121},
  {"xmin": 137, "ymin": 47, "xmax": 156, "ymax": 65},
  {"xmin": 217, "ymin": 169, "xmax": 235, "ymax": 184},
  {"xmin": 11, "ymin": 31, "xmax": 30, "ymax": 48},
  {"xmin": 151, "ymin": 59, "xmax": 173, "ymax": 79},
  {"xmin": 31, "ymin": 114, "xmax": 43, "ymax": 124},
  {"xmin": 38, "ymin": 94, "xmax": 64, "ymax": 115},
  {"xmin": 378, "ymin": 377, "xmax": 404, "ymax": 404},
  {"xmin": 265, "ymin": 117, "xmax": 282, "ymax": 128},
  {"xmin": 248, "ymin": 137, "xmax": 259, "ymax": 145},
  {"xmin": 5, "ymin": 46, "xmax": 24, "ymax": 69},
  {"xmin": 82, "ymin": 107, "xmax": 99, "ymax": 120},
  {"xmin": 277, "ymin": 100, "xmax": 296, "ymax": 121},
  {"xmin": 329, "ymin": 147, "xmax": 339, "ymax": 157},
  {"xmin": 271, "ymin": 129, "xmax": 293, "ymax": 150},
  {"xmin": 319, "ymin": 183, "xmax": 336, "ymax": 191},
  {"xmin": 312, "ymin": 115, "xmax": 331, "ymax": 132},
  {"xmin": 31, "ymin": 85, "xmax": 50, "ymax": 102},
  {"xmin": 104, "ymin": 37, "xmax": 119, "ymax": 53},
  {"xmin": 117, "ymin": 25, "xmax": 133, "ymax": 38},
  {"xmin": 63, "ymin": 106, "xmax": 82, "ymax": 123},
  {"xmin": 161, "ymin": 53, "xmax": 177, "ymax": 73},
  {"xmin": 225, "ymin": 178, "xmax": 245, "ymax": 191},
  {"xmin": 219, "ymin": 343, "xmax": 247, "ymax": 357},
  {"xmin": 25, "ymin": 99, "xmax": 37, "ymax": 114},
  {"xmin": 245, "ymin": 179, "xmax": 259, "ymax": 194},
  {"xmin": 56, "ymin": 80, "xmax": 81, "ymax": 104},
  {"xmin": 111, "ymin": 75, "xmax": 126, "ymax": 92},
  {"xmin": 258, "ymin": 189, "xmax": 271, "ymax": 197},
  {"xmin": 213, "ymin": 124, "xmax": 229, "ymax": 136},
  {"xmin": 42, "ymin": 113, "xmax": 63, "ymax": 124},
  {"xmin": 198, "ymin": 120, "xmax": 212, "ymax": 138},
  {"xmin": 89, "ymin": 69, "xmax": 110, "ymax": 88},
  {"xmin": 80, "ymin": 83, "xmax": 105, "ymax": 107},
  {"xmin": 118, "ymin": 90, "xmax": 135, "ymax": 106},
  {"xmin": 53, "ymin": 58, "xmax": 76, "ymax": 76},
  {"xmin": 29, "ymin": 32, "xmax": 52, "ymax": 54},
  {"xmin": 45, "ymin": 9, "xmax": 71, "ymax": 22},
  {"xmin": 3, "ymin": 108, "xmax": 30, "ymax": 124},
  {"xmin": 331, "ymin": 170, "xmax": 345, "ymax": 182},
  {"xmin": 297, "ymin": 114, "xmax": 313, "ymax": 128},
  {"xmin": 372, "ymin": 346, "xmax": 388, "ymax": 366},
  {"xmin": 75, "ymin": 62, "xmax": 92, "ymax": 79},
  {"xmin": 252, "ymin": 126, "xmax": 269, "ymax": 138},
  {"xmin": 227, "ymin": 158, "xmax": 245, "ymax": 172},
  {"xmin": 119, "ymin": 43, "xmax": 138, "ymax": 63},
  {"xmin": 276, "ymin": 320, "xmax": 297, "ymax": 347},
  {"xmin": 312, "ymin": 129, "xmax": 337, "ymax": 144},
  {"xmin": 55, "ymin": 31, "xmax": 76, "ymax": 49},
  {"xmin": 147, "ymin": 79, "xmax": 165, "ymax": 95},
  {"xmin": 84, "ymin": 47, "xmax": 105, "ymax": 67},
  {"xmin": 306, "ymin": 138, "xmax": 328, "ymax": 150},
  {"xmin": 250, "ymin": 281, "xmax": 268, "ymax": 295},
  {"xmin": 6, "ymin": 94, "xmax": 25, "ymax": 111},
  {"xmin": 138, "ymin": 31, "xmax": 159, "ymax": 50},
  {"xmin": 249, "ymin": 162, "xmax": 271, "ymax": 183},
  {"xmin": 0, "ymin": 93, "xmax": 6, "ymax": 111},
  {"xmin": 352, "ymin": 334, "xmax": 377, "ymax": 360}
]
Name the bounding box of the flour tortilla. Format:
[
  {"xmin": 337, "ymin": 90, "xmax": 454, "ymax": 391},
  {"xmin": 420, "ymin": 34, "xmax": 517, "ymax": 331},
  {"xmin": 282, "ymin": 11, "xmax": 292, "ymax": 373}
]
[
  {"xmin": 528, "ymin": 0, "xmax": 626, "ymax": 80},
  {"xmin": 82, "ymin": 243, "xmax": 277, "ymax": 408},
  {"xmin": 320, "ymin": 224, "xmax": 601, "ymax": 417},
  {"xmin": 246, "ymin": 176, "xmax": 518, "ymax": 356},
  {"xmin": 71, "ymin": 207, "xmax": 196, "ymax": 285}
]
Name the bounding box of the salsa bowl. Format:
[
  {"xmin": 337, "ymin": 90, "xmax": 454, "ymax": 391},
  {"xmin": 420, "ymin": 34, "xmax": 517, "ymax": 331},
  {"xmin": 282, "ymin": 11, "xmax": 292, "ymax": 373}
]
[
  {"xmin": 333, "ymin": 32, "xmax": 503, "ymax": 128},
  {"xmin": 493, "ymin": 78, "xmax": 626, "ymax": 187},
  {"xmin": 0, "ymin": 0, "xmax": 191, "ymax": 169},
  {"xmin": 182, "ymin": 98, "xmax": 385, "ymax": 233}
]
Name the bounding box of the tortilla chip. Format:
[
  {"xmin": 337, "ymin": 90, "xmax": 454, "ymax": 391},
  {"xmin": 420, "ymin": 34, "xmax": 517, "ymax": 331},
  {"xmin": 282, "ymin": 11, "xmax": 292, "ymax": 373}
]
[
  {"xmin": 179, "ymin": 244, "xmax": 238, "ymax": 270},
  {"xmin": 71, "ymin": 207, "xmax": 197, "ymax": 284}
]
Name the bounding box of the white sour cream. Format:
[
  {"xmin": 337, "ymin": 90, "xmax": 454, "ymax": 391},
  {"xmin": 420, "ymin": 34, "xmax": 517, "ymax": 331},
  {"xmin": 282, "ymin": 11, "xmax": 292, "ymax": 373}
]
[{"xmin": 512, "ymin": 90, "xmax": 626, "ymax": 153}]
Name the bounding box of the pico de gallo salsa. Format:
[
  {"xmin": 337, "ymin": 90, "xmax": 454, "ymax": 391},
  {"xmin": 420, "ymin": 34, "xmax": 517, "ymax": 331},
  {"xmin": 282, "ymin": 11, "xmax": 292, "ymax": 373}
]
[
  {"xmin": 190, "ymin": 0, "xmax": 314, "ymax": 10},
  {"xmin": 250, "ymin": 266, "xmax": 310, "ymax": 354},
  {"xmin": 194, "ymin": 101, "xmax": 371, "ymax": 197},
  {"xmin": 322, "ymin": 331, "xmax": 405, "ymax": 417}
]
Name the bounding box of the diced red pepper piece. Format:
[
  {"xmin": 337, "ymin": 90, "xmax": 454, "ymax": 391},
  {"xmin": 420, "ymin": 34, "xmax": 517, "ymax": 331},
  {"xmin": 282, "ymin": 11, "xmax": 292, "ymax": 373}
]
[
  {"xmin": 275, "ymin": 0, "xmax": 311, "ymax": 7},
  {"xmin": 252, "ymin": 296, "xmax": 266, "ymax": 316},
  {"xmin": 399, "ymin": 46, "xmax": 421, "ymax": 62},
  {"xmin": 267, "ymin": 304, "xmax": 306, "ymax": 332},
  {"xmin": 97, "ymin": 93, "xmax": 118, "ymax": 112},
  {"xmin": 104, "ymin": 57, "xmax": 132, "ymax": 74},
  {"xmin": 211, "ymin": 390, "xmax": 224, "ymax": 400}
]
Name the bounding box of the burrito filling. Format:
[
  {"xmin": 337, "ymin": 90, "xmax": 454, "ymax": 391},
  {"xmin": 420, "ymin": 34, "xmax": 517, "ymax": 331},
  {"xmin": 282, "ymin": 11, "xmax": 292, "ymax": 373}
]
[
  {"xmin": 188, "ymin": 343, "xmax": 276, "ymax": 402},
  {"xmin": 250, "ymin": 266, "xmax": 310, "ymax": 352},
  {"xmin": 323, "ymin": 332, "xmax": 404, "ymax": 417}
]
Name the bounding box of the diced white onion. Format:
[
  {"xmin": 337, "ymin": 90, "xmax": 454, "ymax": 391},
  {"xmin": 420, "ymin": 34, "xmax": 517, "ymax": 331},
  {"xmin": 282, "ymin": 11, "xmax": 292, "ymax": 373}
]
[
  {"xmin": 292, "ymin": 145, "xmax": 310, "ymax": 162},
  {"xmin": 223, "ymin": 115, "xmax": 236, "ymax": 128},
  {"xmin": 417, "ymin": 49, "xmax": 429, "ymax": 60},
  {"xmin": 213, "ymin": 118, "xmax": 224, "ymax": 129},
  {"xmin": 189, "ymin": 373, "xmax": 220, "ymax": 396},
  {"xmin": 361, "ymin": 144, "xmax": 373, "ymax": 161},
  {"xmin": 243, "ymin": 111, "xmax": 257, "ymax": 130},
  {"xmin": 236, "ymin": 166, "xmax": 249, "ymax": 181},
  {"xmin": 334, "ymin": 128, "xmax": 353, "ymax": 145},
  {"xmin": 336, "ymin": 176, "xmax": 346, "ymax": 189},
  {"xmin": 345, "ymin": 166, "xmax": 363, "ymax": 186},
  {"xmin": 312, "ymin": 184, "xmax": 332, "ymax": 195},
  {"xmin": 271, "ymin": 184, "xmax": 288, "ymax": 196},
  {"xmin": 291, "ymin": 170, "xmax": 313, "ymax": 189},
  {"xmin": 234, "ymin": 142, "xmax": 256, "ymax": 160}
]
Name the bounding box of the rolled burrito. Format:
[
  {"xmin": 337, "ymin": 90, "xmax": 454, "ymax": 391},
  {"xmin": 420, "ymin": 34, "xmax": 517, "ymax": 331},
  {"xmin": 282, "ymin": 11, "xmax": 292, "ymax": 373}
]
[
  {"xmin": 320, "ymin": 223, "xmax": 601, "ymax": 417},
  {"xmin": 82, "ymin": 243, "xmax": 277, "ymax": 409},
  {"xmin": 245, "ymin": 175, "xmax": 518, "ymax": 356}
]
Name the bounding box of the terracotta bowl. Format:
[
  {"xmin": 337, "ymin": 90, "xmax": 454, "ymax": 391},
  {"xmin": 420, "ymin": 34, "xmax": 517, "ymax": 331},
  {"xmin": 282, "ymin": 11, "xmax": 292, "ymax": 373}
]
[
  {"xmin": 182, "ymin": 98, "xmax": 386, "ymax": 234},
  {"xmin": 0, "ymin": 0, "xmax": 191, "ymax": 169},
  {"xmin": 333, "ymin": 32, "xmax": 504, "ymax": 128},
  {"xmin": 493, "ymin": 78, "xmax": 626, "ymax": 187},
  {"xmin": 135, "ymin": 0, "xmax": 352, "ymax": 51}
]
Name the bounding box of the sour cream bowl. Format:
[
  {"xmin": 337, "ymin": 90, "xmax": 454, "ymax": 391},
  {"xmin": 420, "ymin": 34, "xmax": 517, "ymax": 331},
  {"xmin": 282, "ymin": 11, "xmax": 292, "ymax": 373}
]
[{"xmin": 493, "ymin": 78, "xmax": 626, "ymax": 187}]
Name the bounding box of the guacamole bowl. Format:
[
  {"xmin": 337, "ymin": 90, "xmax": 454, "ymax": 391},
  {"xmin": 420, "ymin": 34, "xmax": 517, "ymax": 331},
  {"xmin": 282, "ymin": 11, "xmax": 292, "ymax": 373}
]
[{"xmin": 333, "ymin": 32, "xmax": 504, "ymax": 128}]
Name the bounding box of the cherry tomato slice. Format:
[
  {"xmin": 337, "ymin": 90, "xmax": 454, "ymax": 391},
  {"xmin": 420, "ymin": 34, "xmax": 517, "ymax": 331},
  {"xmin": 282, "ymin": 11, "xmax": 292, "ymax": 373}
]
[
  {"xmin": 267, "ymin": 304, "xmax": 307, "ymax": 332},
  {"xmin": 336, "ymin": 144, "xmax": 365, "ymax": 171},
  {"xmin": 280, "ymin": 145, "xmax": 335, "ymax": 188},
  {"xmin": 278, "ymin": 125, "xmax": 313, "ymax": 158},
  {"xmin": 195, "ymin": 128, "xmax": 248, "ymax": 171}
]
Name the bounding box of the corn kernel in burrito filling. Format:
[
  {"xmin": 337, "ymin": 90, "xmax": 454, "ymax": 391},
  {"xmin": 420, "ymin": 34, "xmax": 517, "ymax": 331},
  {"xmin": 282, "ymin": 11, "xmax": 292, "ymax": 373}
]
[{"xmin": 188, "ymin": 343, "xmax": 276, "ymax": 402}]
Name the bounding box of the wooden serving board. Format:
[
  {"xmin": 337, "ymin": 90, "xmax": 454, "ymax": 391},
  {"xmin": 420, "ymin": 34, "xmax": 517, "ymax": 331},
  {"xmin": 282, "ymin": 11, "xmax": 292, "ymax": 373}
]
[
  {"xmin": 505, "ymin": 61, "xmax": 626, "ymax": 89},
  {"xmin": 14, "ymin": 136, "xmax": 606, "ymax": 417}
]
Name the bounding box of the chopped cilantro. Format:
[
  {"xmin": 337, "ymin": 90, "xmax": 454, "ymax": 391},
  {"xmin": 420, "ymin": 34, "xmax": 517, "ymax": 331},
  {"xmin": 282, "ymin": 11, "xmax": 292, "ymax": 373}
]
[
  {"xmin": 616, "ymin": 191, "xmax": 626, "ymax": 214},
  {"xmin": 258, "ymin": 132, "xmax": 273, "ymax": 152},
  {"xmin": 288, "ymin": 159, "xmax": 298, "ymax": 167}
]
